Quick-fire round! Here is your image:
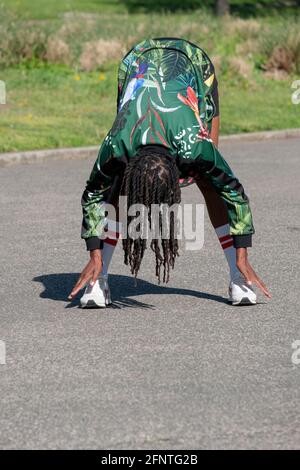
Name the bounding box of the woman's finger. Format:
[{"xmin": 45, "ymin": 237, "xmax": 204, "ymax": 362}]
[
  {"xmin": 68, "ymin": 263, "xmax": 93, "ymax": 299},
  {"xmin": 245, "ymin": 263, "xmax": 271, "ymax": 298},
  {"xmin": 68, "ymin": 276, "xmax": 83, "ymax": 299},
  {"xmin": 68, "ymin": 273, "xmax": 91, "ymax": 299},
  {"xmin": 251, "ymin": 274, "xmax": 271, "ymax": 298},
  {"xmin": 238, "ymin": 262, "xmax": 271, "ymax": 299},
  {"xmin": 246, "ymin": 263, "xmax": 271, "ymax": 298}
]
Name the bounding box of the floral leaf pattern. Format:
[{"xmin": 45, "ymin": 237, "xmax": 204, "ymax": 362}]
[
  {"xmin": 80, "ymin": 38, "xmax": 254, "ymax": 242},
  {"xmin": 177, "ymin": 86, "xmax": 209, "ymax": 139},
  {"xmin": 160, "ymin": 49, "xmax": 189, "ymax": 82},
  {"xmin": 110, "ymin": 101, "xmax": 131, "ymax": 137}
]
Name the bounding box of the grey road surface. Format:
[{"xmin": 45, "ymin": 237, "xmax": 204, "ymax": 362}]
[{"xmin": 0, "ymin": 138, "xmax": 300, "ymax": 449}]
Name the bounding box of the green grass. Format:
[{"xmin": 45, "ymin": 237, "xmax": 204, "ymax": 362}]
[
  {"xmin": 1, "ymin": 64, "xmax": 298, "ymax": 152},
  {"xmin": 0, "ymin": 1, "xmax": 299, "ymax": 152},
  {"xmin": 221, "ymin": 74, "xmax": 300, "ymax": 134},
  {"xmin": 0, "ymin": 64, "xmax": 117, "ymax": 152}
]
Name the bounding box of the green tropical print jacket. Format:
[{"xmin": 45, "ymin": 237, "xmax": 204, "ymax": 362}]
[{"xmin": 81, "ymin": 38, "xmax": 254, "ymax": 250}]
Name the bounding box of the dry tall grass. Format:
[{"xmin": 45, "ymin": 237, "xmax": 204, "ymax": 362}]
[
  {"xmin": 0, "ymin": 8, "xmax": 299, "ymax": 79},
  {"xmin": 223, "ymin": 17, "xmax": 262, "ymax": 38},
  {"xmin": 259, "ymin": 20, "xmax": 300, "ymax": 76},
  {"xmin": 46, "ymin": 37, "xmax": 71, "ymax": 64},
  {"xmin": 228, "ymin": 57, "xmax": 253, "ymax": 79},
  {"xmin": 80, "ymin": 39, "xmax": 125, "ymax": 71}
]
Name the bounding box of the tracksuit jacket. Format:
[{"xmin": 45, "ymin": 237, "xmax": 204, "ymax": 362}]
[{"xmin": 81, "ymin": 38, "xmax": 254, "ymax": 251}]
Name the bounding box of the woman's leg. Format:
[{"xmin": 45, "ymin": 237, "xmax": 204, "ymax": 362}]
[
  {"xmin": 100, "ymin": 173, "xmax": 123, "ymax": 279},
  {"xmin": 196, "ymin": 176, "xmax": 240, "ymax": 281},
  {"xmin": 101, "ymin": 205, "xmax": 121, "ymax": 278}
]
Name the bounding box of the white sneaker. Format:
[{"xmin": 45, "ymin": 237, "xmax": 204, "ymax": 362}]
[
  {"xmin": 80, "ymin": 275, "xmax": 112, "ymax": 308},
  {"xmin": 229, "ymin": 276, "xmax": 257, "ymax": 306}
]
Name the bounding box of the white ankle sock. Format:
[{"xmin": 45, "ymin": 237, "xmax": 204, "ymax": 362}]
[
  {"xmin": 101, "ymin": 220, "xmax": 122, "ymax": 278},
  {"xmin": 215, "ymin": 223, "xmax": 240, "ymax": 281}
]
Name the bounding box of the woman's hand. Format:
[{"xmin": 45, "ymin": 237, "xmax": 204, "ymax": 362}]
[
  {"xmin": 236, "ymin": 247, "xmax": 271, "ymax": 299},
  {"xmin": 68, "ymin": 249, "xmax": 102, "ymax": 300}
]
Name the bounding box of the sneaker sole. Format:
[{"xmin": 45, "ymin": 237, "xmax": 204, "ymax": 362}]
[
  {"xmin": 230, "ymin": 296, "xmax": 257, "ymax": 306},
  {"xmin": 80, "ymin": 299, "xmax": 106, "ymax": 309}
]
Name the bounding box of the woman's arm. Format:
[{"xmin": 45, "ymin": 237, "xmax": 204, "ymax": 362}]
[
  {"xmin": 81, "ymin": 174, "xmax": 111, "ymax": 250},
  {"xmin": 81, "ymin": 136, "xmax": 120, "ymax": 250},
  {"xmin": 196, "ymin": 140, "xmax": 254, "ymax": 241},
  {"xmin": 210, "ymin": 115, "xmax": 220, "ymax": 148},
  {"xmin": 69, "ymin": 137, "xmax": 115, "ymax": 299},
  {"xmin": 209, "ymin": 68, "xmax": 220, "ymax": 147},
  {"xmin": 195, "ymin": 139, "xmax": 270, "ymax": 297}
]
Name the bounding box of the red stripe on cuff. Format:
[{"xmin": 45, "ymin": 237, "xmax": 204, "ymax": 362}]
[
  {"xmin": 219, "ymin": 234, "xmax": 232, "ymax": 243},
  {"xmin": 103, "ymin": 238, "xmax": 119, "ymax": 246},
  {"xmin": 105, "ymin": 230, "xmax": 120, "ymax": 240},
  {"xmin": 222, "ymin": 240, "xmax": 234, "ymax": 250}
]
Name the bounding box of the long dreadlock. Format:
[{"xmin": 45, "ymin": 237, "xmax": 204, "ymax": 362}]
[{"xmin": 120, "ymin": 146, "xmax": 181, "ymax": 283}]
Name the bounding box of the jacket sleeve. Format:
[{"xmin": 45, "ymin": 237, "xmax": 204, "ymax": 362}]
[
  {"xmin": 198, "ymin": 51, "xmax": 219, "ymax": 119},
  {"xmin": 81, "ymin": 138, "xmax": 114, "ymax": 251},
  {"xmin": 196, "ymin": 140, "xmax": 255, "ymax": 248}
]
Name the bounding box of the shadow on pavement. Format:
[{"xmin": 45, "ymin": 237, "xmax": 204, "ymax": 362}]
[{"xmin": 33, "ymin": 273, "xmax": 228, "ymax": 309}]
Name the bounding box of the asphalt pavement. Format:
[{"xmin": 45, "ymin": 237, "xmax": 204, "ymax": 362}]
[{"xmin": 0, "ymin": 137, "xmax": 299, "ymax": 449}]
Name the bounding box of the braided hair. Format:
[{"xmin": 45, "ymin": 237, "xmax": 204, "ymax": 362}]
[{"xmin": 120, "ymin": 147, "xmax": 181, "ymax": 283}]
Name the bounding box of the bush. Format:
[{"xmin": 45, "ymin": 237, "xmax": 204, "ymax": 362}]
[
  {"xmin": 80, "ymin": 39, "xmax": 126, "ymax": 71},
  {"xmin": 0, "ymin": 6, "xmax": 52, "ymax": 67},
  {"xmin": 259, "ymin": 19, "xmax": 300, "ymax": 75}
]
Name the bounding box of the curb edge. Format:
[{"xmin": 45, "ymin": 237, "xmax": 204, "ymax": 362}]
[{"xmin": 1, "ymin": 128, "xmax": 300, "ymax": 167}]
